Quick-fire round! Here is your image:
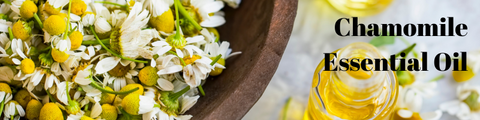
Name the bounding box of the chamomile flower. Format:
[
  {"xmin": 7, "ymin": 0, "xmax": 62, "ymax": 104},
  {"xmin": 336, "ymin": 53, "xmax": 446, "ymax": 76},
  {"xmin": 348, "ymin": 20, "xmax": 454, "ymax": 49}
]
[
  {"xmin": 183, "ymin": 55, "xmax": 213, "ymax": 87},
  {"xmin": 4, "ymin": 100, "xmax": 25, "ymax": 119},
  {"xmin": 220, "ymin": 0, "xmax": 241, "ymax": 8},
  {"xmin": 99, "ymin": 104, "xmax": 118, "ymax": 120},
  {"xmin": 0, "ymin": 82, "xmax": 13, "ymax": 104},
  {"xmin": 452, "ymin": 51, "xmax": 480, "ymax": 82},
  {"xmin": 139, "ymin": 66, "xmax": 174, "ymax": 90},
  {"xmin": 39, "ymin": 103, "xmax": 64, "ymax": 120},
  {"xmin": 95, "ymin": 57, "xmax": 139, "ymax": 91},
  {"xmin": 44, "ymin": 0, "xmax": 69, "ymax": 15},
  {"xmin": 19, "ymin": 0, "xmax": 37, "ymax": 19},
  {"xmin": 204, "ymin": 40, "xmax": 241, "ymax": 76},
  {"xmin": 109, "ymin": 3, "xmax": 150, "ymax": 59},
  {"xmin": 72, "ymin": 63, "xmax": 94, "ymax": 85},
  {"xmin": 145, "ymin": 0, "xmax": 175, "ymax": 33},
  {"xmin": 44, "ymin": 15, "xmax": 67, "ymax": 35},
  {"xmin": 51, "ymin": 39, "xmax": 71, "ymax": 63},
  {"xmin": 393, "ymin": 86, "xmax": 442, "ymax": 120},
  {"xmin": 121, "ymin": 93, "xmax": 156, "ymax": 115},
  {"xmin": 12, "ymin": 20, "xmax": 32, "ymax": 40},
  {"xmin": 71, "ymin": 0, "xmax": 88, "ymax": 15},
  {"xmin": 25, "ymin": 99, "xmax": 43, "ymax": 120},
  {"xmin": 186, "ymin": 0, "xmax": 226, "ymax": 27},
  {"xmin": 440, "ymin": 84, "xmax": 480, "ymax": 120}
]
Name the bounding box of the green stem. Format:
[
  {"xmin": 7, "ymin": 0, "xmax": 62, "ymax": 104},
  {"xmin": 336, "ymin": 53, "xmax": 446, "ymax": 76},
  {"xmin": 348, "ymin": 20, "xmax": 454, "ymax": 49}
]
[
  {"xmin": 175, "ymin": 0, "xmax": 202, "ymax": 31},
  {"xmin": 173, "ymin": 0, "xmax": 183, "ymax": 40},
  {"xmin": 154, "ymin": 104, "xmax": 161, "ymax": 108},
  {"xmin": 64, "ymin": 0, "xmax": 72, "ymax": 40},
  {"xmin": 33, "ymin": 13, "xmax": 43, "ymax": 29},
  {"xmin": 89, "ymin": 26, "xmax": 148, "ymax": 63},
  {"xmin": 2, "ymin": 0, "xmax": 11, "ymax": 5},
  {"xmin": 95, "ymin": 1, "xmax": 128, "ymax": 11},
  {"xmin": 167, "ymin": 51, "xmax": 187, "ymax": 66},
  {"xmin": 0, "ymin": 100, "xmax": 4, "ymax": 115},
  {"xmin": 170, "ymin": 86, "xmax": 190, "ymax": 100},
  {"xmin": 394, "ymin": 43, "xmax": 416, "ymax": 58},
  {"xmin": 430, "ymin": 74, "xmax": 445, "ymax": 82},
  {"xmin": 210, "ymin": 54, "xmax": 222, "ymax": 66},
  {"xmin": 66, "ymin": 80, "xmax": 72, "ymax": 102},
  {"xmin": 89, "ymin": 78, "xmax": 139, "ymax": 95},
  {"xmin": 68, "ymin": 26, "xmax": 78, "ymax": 36},
  {"xmin": 8, "ymin": 27, "xmax": 13, "ymax": 40},
  {"xmin": 198, "ymin": 85, "xmax": 205, "ymax": 96},
  {"xmin": 83, "ymin": 103, "xmax": 88, "ymax": 111},
  {"xmin": 10, "ymin": 115, "xmax": 13, "ymax": 120},
  {"xmin": 81, "ymin": 39, "xmax": 110, "ymax": 45},
  {"xmin": 398, "ymin": 37, "xmax": 419, "ymax": 58},
  {"xmin": 47, "ymin": 90, "xmax": 57, "ymax": 102}
]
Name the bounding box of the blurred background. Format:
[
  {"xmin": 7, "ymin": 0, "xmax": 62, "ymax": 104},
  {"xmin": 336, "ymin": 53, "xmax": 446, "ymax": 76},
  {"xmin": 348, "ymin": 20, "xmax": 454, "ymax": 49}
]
[{"xmin": 243, "ymin": 0, "xmax": 480, "ymax": 119}]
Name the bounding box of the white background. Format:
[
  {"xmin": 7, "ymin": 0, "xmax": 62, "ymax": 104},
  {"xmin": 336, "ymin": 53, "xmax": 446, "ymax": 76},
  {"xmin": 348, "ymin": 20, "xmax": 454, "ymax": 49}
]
[{"xmin": 244, "ymin": 0, "xmax": 480, "ymax": 119}]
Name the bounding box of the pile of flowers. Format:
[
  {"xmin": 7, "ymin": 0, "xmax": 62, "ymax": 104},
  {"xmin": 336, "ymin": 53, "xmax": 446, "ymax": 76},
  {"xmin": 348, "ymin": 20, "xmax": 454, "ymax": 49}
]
[{"xmin": 0, "ymin": 0, "xmax": 241, "ymax": 119}]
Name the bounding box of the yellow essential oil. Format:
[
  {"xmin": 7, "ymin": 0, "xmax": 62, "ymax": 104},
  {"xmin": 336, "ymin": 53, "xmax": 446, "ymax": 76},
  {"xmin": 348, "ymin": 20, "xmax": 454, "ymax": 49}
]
[
  {"xmin": 304, "ymin": 42, "xmax": 398, "ymax": 120},
  {"xmin": 326, "ymin": 0, "xmax": 393, "ymax": 16}
]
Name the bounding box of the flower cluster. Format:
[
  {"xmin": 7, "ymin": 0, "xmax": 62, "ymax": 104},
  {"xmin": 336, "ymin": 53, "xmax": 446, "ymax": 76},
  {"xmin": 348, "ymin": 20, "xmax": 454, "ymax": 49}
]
[{"xmin": 0, "ymin": 0, "xmax": 241, "ymax": 119}]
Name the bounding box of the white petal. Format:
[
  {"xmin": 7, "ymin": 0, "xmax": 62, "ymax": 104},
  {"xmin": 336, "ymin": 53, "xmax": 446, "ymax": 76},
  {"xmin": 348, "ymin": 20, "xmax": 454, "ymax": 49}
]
[
  {"xmin": 91, "ymin": 102, "xmax": 102, "ymax": 118},
  {"xmin": 157, "ymin": 65, "xmax": 183, "ymax": 75},
  {"xmin": 151, "ymin": 59, "xmax": 156, "ymax": 67},
  {"xmin": 95, "ymin": 57, "xmax": 120, "ymax": 74},
  {"xmin": 138, "ymin": 95, "xmax": 155, "ymax": 114},
  {"xmin": 16, "ymin": 104, "xmax": 25, "ymax": 116},
  {"xmin": 200, "ymin": 15, "xmax": 225, "ymax": 27},
  {"xmin": 180, "ymin": 95, "xmax": 199, "ymax": 114},
  {"xmin": 420, "ymin": 110, "xmax": 442, "ymax": 120},
  {"xmin": 157, "ymin": 46, "xmax": 172, "ymax": 56},
  {"xmin": 176, "ymin": 49, "xmax": 183, "ymax": 58},
  {"xmin": 157, "ymin": 78, "xmax": 174, "ymax": 91},
  {"xmin": 397, "ymin": 109, "xmax": 413, "ymax": 118},
  {"xmin": 439, "ymin": 100, "xmax": 461, "ymax": 115}
]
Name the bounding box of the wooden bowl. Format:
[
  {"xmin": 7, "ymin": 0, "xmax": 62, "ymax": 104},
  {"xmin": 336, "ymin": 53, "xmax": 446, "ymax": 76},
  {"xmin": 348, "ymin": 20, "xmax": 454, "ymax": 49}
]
[{"xmin": 186, "ymin": 0, "xmax": 298, "ymax": 119}]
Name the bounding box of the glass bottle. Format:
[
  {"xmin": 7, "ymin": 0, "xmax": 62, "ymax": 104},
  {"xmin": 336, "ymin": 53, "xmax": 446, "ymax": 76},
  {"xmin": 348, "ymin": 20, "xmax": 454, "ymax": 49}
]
[
  {"xmin": 303, "ymin": 42, "xmax": 398, "ymax": 120},
  {"xmin": 326, "ymin": 0, "xmax": 394, "ymax": 16}
]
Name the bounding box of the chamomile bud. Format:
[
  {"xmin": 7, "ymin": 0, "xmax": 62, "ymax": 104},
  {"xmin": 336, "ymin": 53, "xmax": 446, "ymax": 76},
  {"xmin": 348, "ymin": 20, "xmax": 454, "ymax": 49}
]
[
  {"xmin": 20, "ymin": 0, "xmax": 38, "ymax": 19},
  {"xmin": 71, "ymin": 0, "xmax": 87, "ymax": 15},
  {"xmin": 118, "ymin": 84, "xmax": 144, "ymax": 99},
  {"xmin": 166, "ymin": 34, "xmax": 186, "ymax": 49},
  {"xmin": 0, "ymin": 82, "xmax": 12, "ymax": 94},
  {"xmin": 149, "ymin": 9, "xmax": 174, "ymax": 33},
  {"xmin": 39, "ymin": 103, "xmax": 64, "ymax": 120},
  {"xmin": 44, "ymin": 15, "xmax": 66, "ymax": 35},
  {"xmin": 4, "ymin": 100, "xmax": 25, "ymax": 118},
  {"xmin": 210, "ymin": 57, "xmax": 225, "ymax": 76},
  {"xmin": 138, "ymin": 66, "xmax": 159, "ymax": 86},
  {"xmin": 159, "ymin": 91, "xmax": 179, "ymax": 115},
  {"xmin": 26, "ymin": 99, "xmax": 43, "ymax": 120},
  {"xmin": 121, "ymin": 93, "xmax": 155, "ymax": 115},
  {"xmin": 20, "ymin": 58, "xmax": 35, "ymax": 74},
  {"xmin": 14, "ymin": 89, "xmax": 32, "ymax": 108},
  {"xmin": 180, "ymin": 9, "xmax": 202, "ymax": 37},
  {"xmin": 12, "ymin": 20, "xmax": 32, "ymax": 40},
  {"xmin": 100, "ymin": 104, "xmax": 118, "ymax": 120},
  {"xmin": 99, "ymin": 86, "xmax": 116, "ymax": 104},
  {"xmin": 69, "ymin": 31, "xmax": 83, "ymax": 50}
]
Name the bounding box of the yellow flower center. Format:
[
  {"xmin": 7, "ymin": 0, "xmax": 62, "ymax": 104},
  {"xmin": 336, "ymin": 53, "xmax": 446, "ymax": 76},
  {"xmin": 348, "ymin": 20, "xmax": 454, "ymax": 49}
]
[
  {"xmin": 138, "ymin": 66, "xmax": 159, "ymax": 86},
  {"xmin": 99, "ymin": 86, "xmax": 115, "ymax": 104},
  {"xmin": 44, "ymin": 2, "xmax": 61, "ymax": 15},
  {"xmin": 20, "ymin": 0, "xmax": 38, "ymax": 19},
  {"xmin": 452, "ymin": 60, "xmax": 475, "ymax": 82},
  {"xmin": 0, "ymin": 82, "xmax": 12, "ymax": 94},
  {"xmin": 14, "ymin": 89, "xmax": 32, "ymax": 108},
  {"xmin": 108, "ymin": 63, "xmax": 130, "ymax": 77},
  {"xmin": 183, "ymin": 55, "xmax": 202, "ymax": 65},
  {"xmin": 39, "ymin": 103, "xmax": 64, "ymax": 120},
  {"xmin": 26, "ymin": 100, "xmax": 43, "ymax": 120},
  {"xmin": 44, "ymin": 15, "xmax": 66, "ymax": 35},
  {"xmin": 121, "ymin": 93, "xmax": 141, "ymax": 115},
  {"xmin": 100, "ymin": 104, "xmax": 118, "ymax": 120},
  {"xmin": 69, "ymin": 31, "xmax": 83, "ymax": 50},
  {"xmin": 21, "ymin": 58, "xmax": 35, "ymax": 74},
  {"xmin": 51, "ymin": 48, "xmax": 70, "ymax": 63},
  {"xmin": 80, "ymin": 116, "xmax": 94, "ymax": 120},
  {"xmin": 210, "ymin": 57, "xmax": 225, "ymax": 76},
  {"xmin": 71, "ymin": 0, "xmax": 87, "ymax": 15},
  {"xmin": 149, "ymin": 8, "xmax": 174, "ymax": 33},
  {"xmin": 119, "ymin": 84, "xmax": 144, "ymax": 99},
  {"xmin": 12, "ymin": 20, "xmax": 31, "ymax": 40}
]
